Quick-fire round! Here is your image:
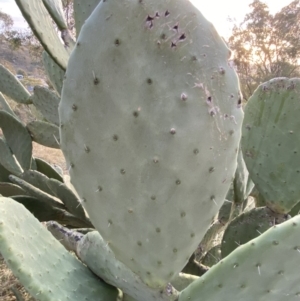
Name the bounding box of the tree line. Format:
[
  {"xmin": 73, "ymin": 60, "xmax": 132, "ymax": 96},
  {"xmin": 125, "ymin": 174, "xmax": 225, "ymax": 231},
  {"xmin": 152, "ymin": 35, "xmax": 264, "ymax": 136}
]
[{"xmin": 0, "ymin": 0, "xmax": 299, "ymax": 101}]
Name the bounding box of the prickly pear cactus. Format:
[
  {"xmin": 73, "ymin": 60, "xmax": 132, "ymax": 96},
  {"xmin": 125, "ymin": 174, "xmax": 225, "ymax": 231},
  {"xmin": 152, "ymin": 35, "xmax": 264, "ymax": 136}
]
[
  {"xmin": 59, "ymin": 0, "xmax": 243, "ymax": 287},
  {"xmin": 242, "ymin": 78, "xmax": 300, "ymax": 213},
  {"xmin": 179, "ymin": 214, "xmax": 300, "ymax": 301}
]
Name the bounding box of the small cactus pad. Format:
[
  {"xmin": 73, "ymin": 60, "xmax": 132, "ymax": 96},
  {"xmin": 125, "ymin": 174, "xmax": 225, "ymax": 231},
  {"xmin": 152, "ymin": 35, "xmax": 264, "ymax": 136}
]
[
  {"xmin": 0, "ymin": 163, "xmax": 11, "ymax": 182},
  {"xmin": 9, "ymin": 175, "xmax": 65, "ymax": 210},
  {"xmin": 0, "ymin": 65, "xmax": 31, "ymax": 104},
  {"xmin": 12, "ymin": 195, "xmax": 88, "ymax": 227},
  {"xmin": 26, "ymin": 120, "xmax": 60, "ymax": 149},
  {"xmin": 171, "ymin": 273, "xmax": 199, "ymax": 291},
  {"xmin": 289, "ymin": 201, "xmax": 300, "ymax": 217},
  {"xmin": 22, "ymin": 169, "xmax": 54, "ymax": 195},
  {"xmin": 0, "ymin": 182, "xmax": 27, "ymax": 197},
  {"xmin": 30, "ymin": 86, "xmax": 60, "ymax": 126},
  {"xmin": 242, "ymin": 78, "xmax": 300, "ymax": 213},
  {"xmin": 221, "ymin": 207, "xmax": 289, "ymax": 258},
  {"xmin": 42, "ymin": 0, "xmax": 68, "ymax": 30},
  {"xmin": 0, "ymin": 110, "xmax": 32, "ymax": 170},
  {"xmin": 0, "ymin": 197, "xmax": 118, "ymax": 301},
  {"xmin": 0, "ymin": 137, "xmax": 23, "ymax": 175},
  {"xmin": 198, "ymin": 221, "xmax": 226, "ymax": 260},
  {"xmin": 73, "ymin": 0, "xmax": 101, "ymax": 37},
  {"xmin": 233, "ymin": 148, "xmax": 254, "ymax": 203},
  {"xmin": 60, "ymin": 0, "xmax": 243, "ymax": 287},
  {"xmin": 15, "ymin": 0, "xmax": 70, "ymax": 69},
  {"xmin": 77, "ymin": 230, "xmax": 178, "ymax": 301},
  {"xmin": 179, "ymin": 214, "xmax": 300, "ymax": 301},
  {"xmin": 0, "ymin": 92, "xmax": 16, "ymax": 116},
  {"xmin": 35, "ymin": 157, "xmax": 63, "ymax": 182},
  {"xmin": 42, "ymin": 51, "xmax": 65, "ymax": 95},
  {"xmin": 202, "ymin": 245, "xmax": 221, "ymax": 267},
  {"xmin": 47, "ymin": 178, "xmax": 90, "ymax": 223},
  {"xmin": 12, "ymin": 195, "xmax": 69, "ymax": 223}
]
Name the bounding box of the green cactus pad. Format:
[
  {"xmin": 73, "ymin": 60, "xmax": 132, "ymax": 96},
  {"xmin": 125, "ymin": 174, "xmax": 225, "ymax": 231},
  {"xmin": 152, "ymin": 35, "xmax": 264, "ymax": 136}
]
[
  {"xmin": 251, "ymin": 187, "xmax": 267, "ymax": 207},
  {"xmin": 0, "ymin": 92, "xmax": 15, "ymax": 116},
  {"xmin": 60, "ymin": 0, "xmax": 243, "ymax": 287},
  {"xmin": 0, "ymin": 182, "xmax": 27, "ymax": 197},
  {"xmin": 221, "ymin": 207, "xmax": 289, "ymax": 258},
  {"xmin": 26, "ymin": 120, "xmax": 60, "ymax": 149},
  {"xmin": 171, "ymin": 273, "xmax": 198, "ymax": 291},
  {"xmin": 54, "ymin": 164, "xmax": 64, "ymax": 176},
  {"xmin": 217, "ymin": 200, "xmax": 232, "ymax": 224},
  {"xmin": 9, "ymin": 175, "xmax": 65, "ymax": 210},
  {"xmin": 47, "ymin": 222, "xmax": 178, "ymax": 300},
  {"xmin": 42, "ymin": 0, "xmax": 68, "ymax": 30},
  {"xmin": 0, "ymin": 111, "xmax": 32, "ymax": 170},
  {"xmin": 30, "ymin": 157, "xmax": 37, "ymax": 171},
  {"xmin": 0, "ymin": 65, "xmax": 31, "ymax": 104},
  {"xmin": 12, "ymin": 195, "xmax": 68, "ymax": 222},
  {"xmin": 76, "ymin": 230, "xmax": 178, "ymax": 301},
  {"xmin": 0, "ymin": 197, "xmax": 119, "ymax": 301},
  {"xmin": 198, "ymin": 221, "xmax": 226, "ymax": 260},
  {"xmin": 62, "ymin": 175, "xmax": 80, "ymax": 199},
  {"xmin": 228, "ymin": 201, "xmax": 244, "ymax": 221},
  {"xmin": 21, "ymin": 169, "xmax": 54, "ymax": 195},
  {"xmin": 47, "ymin": 178, "xmax": 90, "ymax": 223},
  {"xmin": 73, "ymin": 0, "xmax": 101, "ymax": 37},
  {"xmin": 242, "ymin": 195, "xmax": 256, "ymax": 212},
  {"xmin": 202, "ymin": 244, "xmax": 221, "ymax": 267},
  {"xmin": 0, "ymin": 137, "xmax": 23, "ymax": 175},
  {"xmin": 233, "ymin": 148, "xmax": 254, "ymax": 203},
  {"xmin": 15, "ymin": 0, "xmax": 70, "ymax": 69},
  {"xmin": 42, "ymin": 51, "xmax": 65, "ymax": 95},
  {"xmin": 245, "ymin": 177, "xmax": 255, "ymax": 199},
  {"xmin": 289, "ymin": 201, "xmax": 300, "ymax": 217},
  {"xmin": 30, "ymin": 86, "xmax": 60, "ymax": 125},
  {"xmin": 11, "ymin": 195, "xmax": 89, "ymax": 227},
  {"xmin": 179, "ymin": 214, "xmax": 300, "ymax": 301},
  {"xmin": 35, "ymin": 157, "xmax": 63, "ymax": 182},
  {"xmin": 46, "ymin": 221, "xmax": 84, "ymax": 251},
  {"xmin": 0, "ymin": 163, "xmax": 11, "ymax": 182},
  {"xmin": 242, "ymin": 78, "xmax": 300, "ymax": 213}
]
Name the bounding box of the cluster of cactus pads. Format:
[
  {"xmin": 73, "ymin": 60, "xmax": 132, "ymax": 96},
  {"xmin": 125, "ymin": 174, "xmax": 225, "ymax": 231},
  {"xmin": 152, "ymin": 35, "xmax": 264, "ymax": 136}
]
[{"xmin": 1, "ymin": 0, "xmax": 300, "ymax": 300}]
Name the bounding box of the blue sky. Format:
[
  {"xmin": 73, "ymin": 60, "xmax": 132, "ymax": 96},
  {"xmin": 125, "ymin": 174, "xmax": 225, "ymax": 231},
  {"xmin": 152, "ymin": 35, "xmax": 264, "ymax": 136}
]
[{"xmin": 0, "ymin": 0, "xmax": 294, "ymax": 37}]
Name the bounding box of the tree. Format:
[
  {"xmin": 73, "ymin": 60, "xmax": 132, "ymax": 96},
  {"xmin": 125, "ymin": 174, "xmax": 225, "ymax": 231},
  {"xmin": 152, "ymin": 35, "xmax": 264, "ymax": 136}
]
[
  {"xmin": 0, "ymin": 9, "xmax": 13, "ymax": 41},
  {"xmin": 0, "ymin": 9, "xmax": 13, "ymax": 30},
  {"xmin": 0, "ymin": 1, "xmax": 74, "ymax": 62},
  {"xmin": 228, "ymin": 0, "xmax": 300, "ymax": 100}
]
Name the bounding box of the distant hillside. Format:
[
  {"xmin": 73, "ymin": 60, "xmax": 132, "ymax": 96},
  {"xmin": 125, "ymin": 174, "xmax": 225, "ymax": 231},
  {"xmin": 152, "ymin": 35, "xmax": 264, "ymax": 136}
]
[
  {"xmin": 0, "ymin": 38, "xmax": 46, "ymax": 80},
  {"xmin": 0, "ymin": 38, "xmax": 50, "ymax": 125}
]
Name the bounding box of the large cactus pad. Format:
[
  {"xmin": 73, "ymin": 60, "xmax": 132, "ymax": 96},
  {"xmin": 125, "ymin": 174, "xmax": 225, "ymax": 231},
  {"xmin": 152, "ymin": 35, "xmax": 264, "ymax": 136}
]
[
  {"xmin": 242, "ymin": 78, "xmax": 300, "ymax": 213},
  {"xmin": 179, "ymin": 215, "xmax": 300, "ymax": 301},
  {"xmin": 59, "ymin": 0, "xmax": 243, "ymax": 287},
  {"xmin": 0, "ymin": 197, "xmax": 118, "ymax": 301}
]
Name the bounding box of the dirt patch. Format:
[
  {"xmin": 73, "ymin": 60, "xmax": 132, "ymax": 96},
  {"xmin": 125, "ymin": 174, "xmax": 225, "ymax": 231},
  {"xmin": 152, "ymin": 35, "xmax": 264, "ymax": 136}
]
[{"xmin": 32, "ymin": 142, "xmax": 67, "ymax": 173}]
